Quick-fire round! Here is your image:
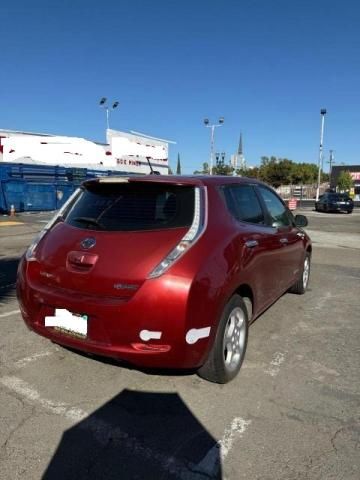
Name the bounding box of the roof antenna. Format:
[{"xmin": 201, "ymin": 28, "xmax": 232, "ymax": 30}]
[{"xmin": 146, "ymin": 156, "xmax": 160, "ymax": 175}]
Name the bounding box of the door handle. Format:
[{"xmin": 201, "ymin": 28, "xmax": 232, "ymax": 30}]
[
  {"xmin": 279, "ymin": 237, "xmax": 289, "ymax": 244},
  {"xmin": 245, "ymin": 239, "xmax": 259, "ymax": 248}
]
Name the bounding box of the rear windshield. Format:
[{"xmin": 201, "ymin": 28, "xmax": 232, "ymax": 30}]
[
  {"xmin": 328, "ymin": 194, "xmax": 350, "ymax": 201},
  {"xmin": 64, "ymin": 182, "xmax": 195, "ymax": 231}
]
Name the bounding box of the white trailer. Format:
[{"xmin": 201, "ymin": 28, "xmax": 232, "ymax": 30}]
[{"xmin": 0, "ymin": 128, "xmax": 170, "ymax": 175}]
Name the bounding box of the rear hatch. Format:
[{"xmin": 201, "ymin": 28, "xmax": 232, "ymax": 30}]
[
  {"xmin": 329, "ymin": 194, "xmax": 352, "ymax": 205},
  {"xmin": 35, "ymin": 179, "xmax": 195, "ymax": 298}
]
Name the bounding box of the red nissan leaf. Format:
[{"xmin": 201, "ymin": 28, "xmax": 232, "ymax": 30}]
[{"xmin": 17, "ymin": 176, "xmax": 311, "ymax": 383}]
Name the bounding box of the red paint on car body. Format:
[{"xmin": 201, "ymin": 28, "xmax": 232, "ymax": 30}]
[{"xmin": 17, "ymin": 175, "xmax": 311, "ymax": 370}]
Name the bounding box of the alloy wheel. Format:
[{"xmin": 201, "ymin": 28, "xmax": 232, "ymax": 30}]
[
  {"xmin": 303, "ymin": 257, "xmax": 310, "ymax": 288},
  {"xmin": 223, "ymin": 307, "xmax": 246, "ymax": 372}
]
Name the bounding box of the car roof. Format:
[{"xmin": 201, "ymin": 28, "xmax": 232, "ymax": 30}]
[{"xmin": 84, "ymin": 175, "xmax": 267, "ymax": 188}]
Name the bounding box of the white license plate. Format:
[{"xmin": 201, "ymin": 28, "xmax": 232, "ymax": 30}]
[
  {"xmin": 45, "ymin": 309, "xmax": 88, "ymax": 337},
  {"xmin": 339, "ymin": 201, "xmax": 346, "ymax": 205}
]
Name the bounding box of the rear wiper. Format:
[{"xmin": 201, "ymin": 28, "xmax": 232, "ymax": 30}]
[{"xmin": 73, "ymin": 217, "xmax": 104, "ymax": 229}]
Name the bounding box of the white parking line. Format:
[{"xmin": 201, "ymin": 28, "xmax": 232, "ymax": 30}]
[
  {"xmin": 265, "ymin": 352, "xmax": 286, "ymax": 377},
  {"xmin": 0, "ymin": 309, "xmax": 20, "ymax": 318},
  {"xmin": 0, "ymin": 375, "xmax": 251, "ymax": 479},
  {"xmin": 193, "ymin": 417, "xmax": 252, "ymax": 476},
  {"xmin": 14, "ymin": 351, "xmax": 54, "ymax": 368}
]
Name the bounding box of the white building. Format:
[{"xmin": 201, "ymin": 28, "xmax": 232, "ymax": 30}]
[{"xmin": 0, "ymin": 128, "xmax": 170, "ymax": 175}]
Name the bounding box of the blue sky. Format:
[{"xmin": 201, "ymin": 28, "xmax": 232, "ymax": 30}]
[{"xmin": 1, "ymin": 0, "xmax": 359, "ymax": 173}]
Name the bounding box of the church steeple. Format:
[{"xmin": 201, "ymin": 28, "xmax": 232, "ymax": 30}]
[{"xmin": 231, "ymin": 131, "xmax": 246, "ymax": 171}]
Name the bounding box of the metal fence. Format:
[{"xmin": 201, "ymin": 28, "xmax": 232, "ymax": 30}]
[
  {"xmin": 275, "ymin": 183, "xmax": 329, "ymax": 200},
  {"xmin": 0, "ymin": 163, "xmax": 127, "ymax": 213}
]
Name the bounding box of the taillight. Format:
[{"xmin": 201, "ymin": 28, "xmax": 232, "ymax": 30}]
[
  {"xmin": 25, "ymin": 188, "xmax": 81, "ymax": 261},
  {"xmin": 148, "ymin": 187, "xmax": 206, "ymax": 278},
  {"xmin": 25, "ymin": 229, "xmax": 48, "ymax": 261}
]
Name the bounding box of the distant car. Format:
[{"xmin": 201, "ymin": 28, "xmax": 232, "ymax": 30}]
[
  {"xmin": 315, "ymin": 193, "xmax": 353, "ymax": 213},
  {"xmin": 17, "ymin": 176, "xmax": 312, "ymax": 383}
]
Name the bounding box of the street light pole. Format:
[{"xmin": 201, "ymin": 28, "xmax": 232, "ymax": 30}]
[
  {"xmin": 106, "ymin": 108, "xmax": 110, "ymax": 130},
  {"xmin": 99, "ymin": 97, "xmax": 119, "ymax": 131},
  {"xmin": 316, "ymin": 108, "xmax": 327, "ymax": 201},
  {"xmin": 204, "ymin": 117, "xmax": 224, "ymax": 175}
]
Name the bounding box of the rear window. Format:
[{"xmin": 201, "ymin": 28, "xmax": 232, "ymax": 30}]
[
  {"xmin": 328, "ymin": 194, "xmax": 350, "ymax": 201},
  {"xmin": 64, "ymin": 182, "xmax": 195, "ymax": 231}
]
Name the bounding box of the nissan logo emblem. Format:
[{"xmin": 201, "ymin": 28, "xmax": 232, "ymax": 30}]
[{"xmin": 81, "ymin": 237, "xmax": 96, "ymax": 249}]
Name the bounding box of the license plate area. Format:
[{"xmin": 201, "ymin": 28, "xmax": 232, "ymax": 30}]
[{"xmin": 45, "ymin": 308, "xmax": 88, "ymax": 338}]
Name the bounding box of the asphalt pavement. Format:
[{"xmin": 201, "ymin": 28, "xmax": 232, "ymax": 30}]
[{"xmin": 0, "ymin": 209, "xmax": 359, "ymax": 480}]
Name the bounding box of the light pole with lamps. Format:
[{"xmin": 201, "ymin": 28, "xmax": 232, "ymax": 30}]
[
  {"xmin": 99, "ymin": 97, "xmax": 119, "ymax": 130},
  {"xmin": 316, "ymin": 108, "xmax": 327, "ymax": 201},
  {"xmin": 204, "ymin": 117, "xmax": 224, "ymax": 175}
]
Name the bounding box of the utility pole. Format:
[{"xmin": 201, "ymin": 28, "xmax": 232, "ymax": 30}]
[
  {"xmin": 328, "ymin": 149, "xmax": 335, "ymax": 188},
  {"xmin": 316, "ymin": 109, "xmax": 327, "ymax": 201}
]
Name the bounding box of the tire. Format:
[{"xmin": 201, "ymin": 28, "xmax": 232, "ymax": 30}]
[
  {"xmin": 289, "ymin": 252, "xmax": 311, "ymax": 295},
  {"xmin": 347, "ymin": 210, "xmax": 352, "ymax": 214},
  {"xmin": 197, "ymin": 294, "xmax": 248, "ymax": 384}
]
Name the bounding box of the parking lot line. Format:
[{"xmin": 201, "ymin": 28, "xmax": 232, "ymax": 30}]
[
  {"xmin": 264, "ymin": 351, "xmax": 286, "ymax": 377},
  {"xmin": 194, "ymin": 416, "xmax": 251, "ymax": 476},
  {"xmin": 0, "ymin": 309, "xmax": 20, "ymax": 318},
  {"xmin": 0, "ymin": 221, "xmax": 24, "ymax": 227},
  {"xmin": 0, "ymin": 374, "xmax": 251, "ymax": 479},
  {"xmin": 14, "ymin": 351, "xmax": 54, "ymax": 368}
]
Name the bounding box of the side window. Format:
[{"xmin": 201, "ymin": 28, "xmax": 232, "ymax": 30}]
[
  {"xmin": 222, "ymin": 185, "xmax": 265, "ymax": 224},
  {"xmin": 258, "ymin": 186, "xmax": 291, "ymax": 227}
]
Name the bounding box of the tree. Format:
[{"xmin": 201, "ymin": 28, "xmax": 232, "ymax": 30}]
[
  {"xmin": 212, "ymin": 156, "xmax": 234, "ymax": 176},
  {"xmin": 291, "ymin": 163, "xmax": 318, "ymax": 184},
  {"xmin": 337, "ymin": 170, "xmax": 354, "ymax": 191},
  {"xmin": 176, "ymin": 153, "xmax": 181, "ymax": 175},
  {"xmin": 193, "ymin": 162, "xmax": 209, "ymax": 175},
  {"xmin": 257, "ymin": 157, "xmax": 293, "ymax": 187},
  {"xmin": 251, "ymin": 157, "xmax": 322, "ymax": 186},
  {"xmin": 236, "ymin": 166, "xmax": 259, "ymax": 178}
]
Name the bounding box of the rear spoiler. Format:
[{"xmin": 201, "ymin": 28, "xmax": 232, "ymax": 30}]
[{"xmin": 83, "ymin": 176, "xmax": 203, "ymax": 187}]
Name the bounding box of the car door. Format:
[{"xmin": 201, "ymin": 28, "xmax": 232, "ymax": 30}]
[
  {"xmin": 316, "ymin": 195, "xmax": 323, "ymax": 211},
  {"xmin": 318, "ymin": 194, "xmax": 327, "ymax": 211},
  {"xmin": 221, "ymin": 184, "xmax": 288, "ymax": 312},
  {"xmin": 256, "ymin": 185, "xmax": 305, "ymax": 291}
]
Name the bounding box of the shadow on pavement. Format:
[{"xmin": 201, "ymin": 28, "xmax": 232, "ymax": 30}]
[
  {"xmin": 0, "ymin": 256, "xmax": 19, "ymax": 302},
  {"xmin": 42, "ymin": 389, "xmax": 222, "ymax": 480}
]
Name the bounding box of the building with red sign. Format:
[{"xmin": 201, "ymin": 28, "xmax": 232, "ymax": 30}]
[{"xmin": 331, "ymin": 165, "xmax": 360, "ymax": 200}]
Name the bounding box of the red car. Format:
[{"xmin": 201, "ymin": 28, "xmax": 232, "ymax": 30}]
[{"xmin": 17, "ymin": 176, "xmax": 311, "ymax": 383}]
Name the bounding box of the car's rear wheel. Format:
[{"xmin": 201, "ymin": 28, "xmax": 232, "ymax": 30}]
[
  {"xmin": 197, "ymin": 294, "xmax": 248, "ymax": 384},
  {"xmin": 289, "ymin": 252, "xmax": 311, "ymax": 295}
]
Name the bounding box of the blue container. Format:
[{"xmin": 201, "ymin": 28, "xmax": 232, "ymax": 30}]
[{"xmin": 0, "ymin": 162, "xmax": 131, "ymax": 213}]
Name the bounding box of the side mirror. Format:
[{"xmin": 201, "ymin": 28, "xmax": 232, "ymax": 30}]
[{"xmin": 294, "ymin": 214, "xmax": 308, "ymax": 228}]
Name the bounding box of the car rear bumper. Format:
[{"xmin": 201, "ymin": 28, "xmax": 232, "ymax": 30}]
[
  {"xmin": 326, "ymin": 202, "xmax": 353, "ymax": 212},
  {"xmin": 330, "ymin": 206, "xmax": 353, "ymax": 212},
  {"xmin": 17, "ymin": 257, "xmax": 212, "ymax": 370}
]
